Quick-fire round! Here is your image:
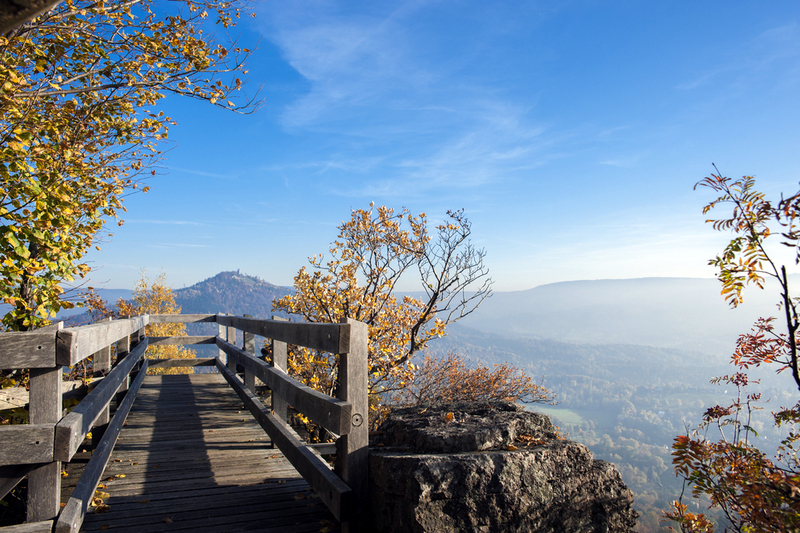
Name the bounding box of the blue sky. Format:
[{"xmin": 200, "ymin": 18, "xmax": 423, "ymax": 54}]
[{"xmin": 83, "ymin": 0, "xmax": 800, "ymax": 292}]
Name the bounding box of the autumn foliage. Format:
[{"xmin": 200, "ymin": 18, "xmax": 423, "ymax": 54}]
[
  {"xmin": 664, "ymin": 171, "xmax": 800, "ymax": 532},
  {"xmin": 392, "ymin": 351, "xmax": 556, "ymax": 406},
  {"xmin": 273, "ymin": 204, "xmax": 493, "ymax": 419},
  {"xmin": 0, "ymin": 0, "xmax": 255, "ymax": 330},
  {"xmin": 86, "ymin": 272, "xmax": 196, "ymax": 375}
]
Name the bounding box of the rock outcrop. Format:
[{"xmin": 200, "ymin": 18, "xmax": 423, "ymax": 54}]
[{"xmin": 369, "ymin": 401, "xmax": 637, "ymax": 533}]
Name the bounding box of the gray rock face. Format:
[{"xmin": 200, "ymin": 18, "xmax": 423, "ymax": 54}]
[{"xmin": 369, "ymin": 401, "xmax": 637, "ymax": 533}]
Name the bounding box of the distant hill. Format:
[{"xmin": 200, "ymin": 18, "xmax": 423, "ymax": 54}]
[
  {"xmin": 173, "ymin": 271, "xmax": 292, "ymax": 319},
  {"xmin": 31, "ymin": 274, "xmax": 796, "ymax": 360},
  {"xmin": 52, "ymin": 271, "xmax": 291, "ymax": 326},
  {"xmin": 457, "ymin": 277, "xmax": 795, "ymax": 357}
]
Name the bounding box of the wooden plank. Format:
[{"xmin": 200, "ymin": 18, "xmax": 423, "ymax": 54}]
[
  {"xmin": 148, "ymin": 336, "xmax": 216, "ymax": 346},
  {"xmin": 54, "ymin": 338, "xmax": 148, "ymax": 462},
  {"xmin": 216, "ymin": 315, "xmax": 351, "ymax": 354},
  {"xmin": 243, "ymin": 315, "xmax": 256, "ymax": 392},
  {"xmin": 133, "ymin": 327, "xmax": 145, "ymax": 373},
  {"xmin": 114, "ymin": 332, "xmax": 132, "ymax": 408},
  {"xmin": 148, "ymin": 314, "xmax": 217, "ymax": 324},
  {"xmin": 146, "ymin": 358, "xmax": 216, "ymax": 368},
  {"xmin": 27, "ymin": 345, "xmax": 62, "ymax": 523},
  {"xmin": 217, "ymin": 317, "xmax": 227, "ymax": 364},
  {"xmin": 273, "ymin": 338, "xmax": 289, "ymax": 423},
  {"xmin": 225, "ymin": 319, "xmax": 236, "ymax": 373},
  {"xmin": 92, "ymin": 318, "xmax": 112, "ymax": 450},
  {"xmin": 0, "ymin": 520, "xmax": 54, "ymax": 532},
  {"xmin": 93, "ymin": 342, "xmax": 112, "ymax": 379},
  {"xmin": 336, "ymin": 318, "xmax": 369, "ymax": 530},
  {"xmin": 0, "ymin": 424, "xmax": 54, "ymax": 465},
  {"xmin": 82, "ymin": 504, "xmax": 332, "ymax": 533},
  {"xmin": 308, "ymin": 442, "xmax": 337, "ymax": 455},
  {"xmin": 116, "ymin": 333, "xmax": 131, "ymax": 364},
  {"xmin": 215, "ymin": 359, "xmax": 351, "ymax": 521},
  {"xmin": 0, "ymin": 331, "xmax": 56, "ymax": 369},
  {"xmin": 271, "ymin": 315, "xmax": 290, "ymax": 425},
  {"xmin": 0, "ymin": 464, "xmax": 34, "ymax": 501},
  {"xmin": 77, "ymin": 373, "xmax": 340, "ymax": 533},
  {"xmin": 0, "ymin": 379, "xmax": 99, "ymax": 410},
  {"xmin": 57, "ymin": 316, "xmax": 149, "ymax": 366},
  {"xmin": 216, "ymin": 338, "xmax": 352, "ymax": 435},
  {"xmin": 56, "ymin": 359, "xmax": 148, "ymax": 533}
]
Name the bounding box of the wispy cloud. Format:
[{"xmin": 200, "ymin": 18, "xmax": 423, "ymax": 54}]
[
  {"xmin": 256, "ymin": 1, "xmax": 560, "ymax": 194},
  {"xmin": 149, "ymin": 243, "xmax": 211, "ymax": 249},
  {"xmin": 599, "ymin": 152, "xmax": 649, "ymax": 168},
  {"xmin": 163, "ymin": 166, "xmax": 238, "ymax": 180},
  {"xmin": 675, "ymin": 22, "xmax": 800, "ymax": 92},
  {"xmin": 126, "ymin": 219, "xmax": 205, "ymax": 226},
  {"xmin": 263, "ymin": 2, "xmax": 429, "ymax": 129}
]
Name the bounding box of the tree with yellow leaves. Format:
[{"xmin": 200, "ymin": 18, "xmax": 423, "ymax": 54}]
[
  {"xmin": 86, "ymin": 272, "xmax": 195, "ymax": 374},
  {"xmin": 273, "ymin": 204, "xmax": 493, "ymax": 419},
  {"xmin": 0, "ymin": 0, "xmax": 256, "ymax": 331}
]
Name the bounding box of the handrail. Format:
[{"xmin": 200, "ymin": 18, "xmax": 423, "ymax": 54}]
[
  {"xmin": 0, "ymin": 330, "xmax": 60, "ymax": 368},
  {"xmin": 214, "ymin": 314, "xmax": 351, "ymax": 354},
  {"xmin": 55, "ymin": 360, "xmax": 149, "ymax": 533},
  {"xmin": 56, "ymin": 316, "xmax": 148, "ymax": 366},
  {"xmin": 216, "ymin": 359, "xmax": 353, "ymax": 519},
  {"xmin": 54, "ymin": 338, "xmax": 148, "ymax": 462},
  {"xmin": 0, "ymin": 312, "xmax": 370, "ymax": 532},
  {"xmin": 216, "ymin": 336, "xmax": 353, "ymax": 435},
  {"xmin": 0, "ymin": 318, "xmax": 148, "ymax": 526}
]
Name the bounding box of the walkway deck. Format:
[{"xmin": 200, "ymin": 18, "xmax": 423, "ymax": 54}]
[{"xmin": 67, "ymin": 373, "xmax": 340, "ymax": 533}]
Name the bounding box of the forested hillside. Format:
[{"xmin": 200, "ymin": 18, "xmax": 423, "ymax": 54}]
[
  {"xmin": 430, "ymin": 324, "xmax": 796, "ymax": 531},
  {"xmin": 174, "ymin": 271, "xmax": 292, "ymax": 318}
]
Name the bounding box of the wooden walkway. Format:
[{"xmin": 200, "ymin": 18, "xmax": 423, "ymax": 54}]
[{"xmin": 66, "ymin": 374, "xmax": 340, "ymax": 533}]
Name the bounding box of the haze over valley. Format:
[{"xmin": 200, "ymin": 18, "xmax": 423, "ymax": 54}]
[{"xmin": 52, "ymin": 270, "xmax": 797, "ymax": 531}]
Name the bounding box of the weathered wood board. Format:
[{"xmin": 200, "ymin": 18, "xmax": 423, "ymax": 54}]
[
  {"xmin": 77, "ymin": 374, "xmax": 340, "ymax": 533},
  {"xmin": 217, "ymin": 338, "xmax": 352, "ymax": 435}
]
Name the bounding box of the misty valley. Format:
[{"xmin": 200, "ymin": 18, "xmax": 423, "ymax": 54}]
[{"xmin": 52, "ymin": 273, "xmax": 800, "ymax": 531}]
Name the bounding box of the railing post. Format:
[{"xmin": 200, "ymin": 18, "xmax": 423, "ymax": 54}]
[
  {"xmin": 271, "ymin": 316, "xmax": 289, "ymax": 423},
  {"xmin": 133, "ymin": 323, "xmax": 146, "ymax": 372},
  {"xmin": 226, "ymin": 320, "xmax": 236, "ymax": 374},
  {"xmin": 243, "ymin": 315, "xmax": 256, "ymax": 392},
  {"xmin": 27, "ymin": 321, "xmax": 63, "ymax": 522},
  {"xmin": 217, "ymin": 313, "xmax": 237, "ymax": 371},
  {"xmin": 336, "ymin": 319, "xmax": 369, "ymax": 533},
  {"xmin": 217, "ymin": 314, "xmax": 227, "ymax": 366},
  {"xmin": 114, "ymin": 327, "xmax": 131, "ymax": 407},
  {"xmin": 92, "ymin": 318, "xmax": 112, "ymax": 450}
]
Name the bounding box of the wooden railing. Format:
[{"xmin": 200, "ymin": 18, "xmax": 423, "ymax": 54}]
[{"xmin": 0, "ymin": 314, "xmax": 369, "ymax": 533}]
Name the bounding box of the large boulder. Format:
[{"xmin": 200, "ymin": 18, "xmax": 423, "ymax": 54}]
[{"xmin": 369, "ymin": 401, "xmax": 637, "ymax": 533}]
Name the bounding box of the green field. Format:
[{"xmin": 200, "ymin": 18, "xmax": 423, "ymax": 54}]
[{"xmin": 526, "ymin": 405, "xmax": 585, "ymax": 425}]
